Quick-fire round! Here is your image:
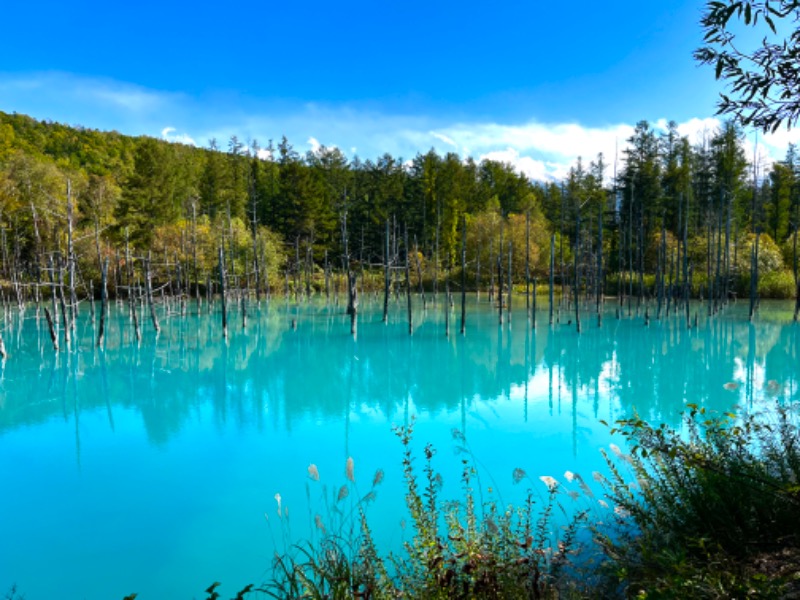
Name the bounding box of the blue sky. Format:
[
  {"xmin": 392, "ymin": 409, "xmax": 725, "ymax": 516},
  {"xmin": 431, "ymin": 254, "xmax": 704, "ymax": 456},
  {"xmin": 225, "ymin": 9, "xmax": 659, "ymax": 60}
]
[{"xmin": 1, "ymin": 0, "xmax": 797, "ymax": 179}]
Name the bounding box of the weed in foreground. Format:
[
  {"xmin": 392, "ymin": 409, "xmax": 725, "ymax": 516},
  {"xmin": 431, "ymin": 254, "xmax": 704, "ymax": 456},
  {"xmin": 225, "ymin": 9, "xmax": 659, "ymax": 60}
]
[
  {"xmin": 595, "ymin": 400, "xmax": 800, "ymax": 598},
  {"xmin": 262, "ymin": 423, "xmax": 590, "ymax": 599}
]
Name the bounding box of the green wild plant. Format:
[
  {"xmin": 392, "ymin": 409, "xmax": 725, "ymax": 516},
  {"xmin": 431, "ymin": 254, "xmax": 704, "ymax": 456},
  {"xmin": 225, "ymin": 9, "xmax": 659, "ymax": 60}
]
[{"xmin": 595, "ymin": 400, "xmax": 800, "ymax": 598}]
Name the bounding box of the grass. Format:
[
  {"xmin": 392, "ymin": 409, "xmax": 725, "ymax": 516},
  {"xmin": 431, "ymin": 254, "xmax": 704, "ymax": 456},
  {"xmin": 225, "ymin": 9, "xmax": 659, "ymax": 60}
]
[
  {"xmin": 595, "ymin": 400, "xmax": 800, "ymax": 598},
  {"xmin": 260, "ymin": 423, "xmax": 591, "ymax": 599}
]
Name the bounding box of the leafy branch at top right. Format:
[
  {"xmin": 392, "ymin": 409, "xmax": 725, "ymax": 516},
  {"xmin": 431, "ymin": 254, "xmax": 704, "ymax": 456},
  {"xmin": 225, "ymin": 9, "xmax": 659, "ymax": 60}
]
[{"xmin": 695, "ymin": 0, "xmax": 800, "ymax": 132}]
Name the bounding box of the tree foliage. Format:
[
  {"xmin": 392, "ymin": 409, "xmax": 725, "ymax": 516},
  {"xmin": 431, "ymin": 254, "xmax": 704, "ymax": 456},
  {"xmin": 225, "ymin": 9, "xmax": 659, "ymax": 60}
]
[
  {"xmin": 695, "ymin": 0, "xmax": 800, "ymax": 131},
  {"xmin": 0, "ymin": 109, "xmax": 798, "ymax": 299}
]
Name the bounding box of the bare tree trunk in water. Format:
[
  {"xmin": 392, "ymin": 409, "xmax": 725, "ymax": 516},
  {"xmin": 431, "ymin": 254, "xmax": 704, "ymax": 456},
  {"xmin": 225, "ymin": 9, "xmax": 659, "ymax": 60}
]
[
  {"xmin": 597, "ymin": 210, "xmax": 603, "ymax": 327},
  {"xmin": 793, "ymin": 222, "xmax": 799, "ymax": 321},
  {"xmin": 97, "ymin": 258, "xmax": 109, "ymax": 347},
  {"xmin": 219, "ymin": 246, "xmax": 228, "ymax": 339},
  {"xmin": 574, "ymin": 214, "xmax": 581, "ymax": 334},
  {"xmin": 383, "ymin": 219, "xmax": 390, "ymax": 324},
  {"xmin": 145, "ymin": 252, "xmax": 160, "ymax": 333},
  {"xmin": 405, "ymin": 226, "xmax": 413, "ymax": 335},
  {"xmin": 525, "ymin": 211, "xmax": 530, "ymax": 318},
  {"xmin": 549, "ymin": 234, "xmax": 555, "ymax": 326},
  {"xmin": 507, "ymin": 241, "xmax": 512, "ymax": 323},
  {"xmin": 460, "ymin": 216, "xmax": 467, "ymax": 335},
  {"xmin": 497, "ymin": 252, "xmax": 503, "ymax": 326}
]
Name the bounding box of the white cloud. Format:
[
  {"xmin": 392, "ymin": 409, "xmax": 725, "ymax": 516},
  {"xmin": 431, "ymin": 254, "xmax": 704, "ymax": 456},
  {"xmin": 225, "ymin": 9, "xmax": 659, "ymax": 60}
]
[
  {"xmin": 307, "ymin": 136, "xmax": 321, "ymax": 153},
  {"xmin": 91, "ymin": 87, "xmax": 163, "ymax": 113},
  {"xmin": 479, "ymin": 148, "xmax": 553, "ymax": 181},
  {"xmin": 4, "ymin": 71, "xmax": 800, "ymax": 183},
  {"xmin": 0, "ymin": 71, "xmax": 181, "ymax": 132},
  {"xmin": 430, "ymin": 131, "xmax": 457, "ymax": 147},
  {"xmin": 161, "ymin": 127, "xmax": 196, "ymax": 146},
  {"xmin": 675, "ymin": 117, "xmax": 721, "ymax": 144},
  {"xmin": 757, "ymin": 128, "xmax": 800, "ymax": 169},
  {"xmin": 428, "ymin": 120, "xmax": 636, "ymax": 181}
]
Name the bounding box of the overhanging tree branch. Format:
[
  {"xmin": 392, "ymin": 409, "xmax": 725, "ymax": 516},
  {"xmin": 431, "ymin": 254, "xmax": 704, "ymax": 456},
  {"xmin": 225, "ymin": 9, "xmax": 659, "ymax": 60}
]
[{"xmin": 695, "ymin": 0, "xmax": 800, "ymax": 131}]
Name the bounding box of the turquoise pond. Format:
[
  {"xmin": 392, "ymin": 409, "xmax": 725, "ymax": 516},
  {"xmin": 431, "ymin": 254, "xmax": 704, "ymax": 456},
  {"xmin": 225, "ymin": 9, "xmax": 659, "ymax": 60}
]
[{"xmin": 0, "ymin": 296, "xmax": 798, "ymax": 598}]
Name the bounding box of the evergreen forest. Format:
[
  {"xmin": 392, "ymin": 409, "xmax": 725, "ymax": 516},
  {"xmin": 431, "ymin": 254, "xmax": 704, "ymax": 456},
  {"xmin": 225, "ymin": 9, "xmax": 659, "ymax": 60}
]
[{"xmin": 0, "ymin": 110, "xmax": 798, "ymax": 322}]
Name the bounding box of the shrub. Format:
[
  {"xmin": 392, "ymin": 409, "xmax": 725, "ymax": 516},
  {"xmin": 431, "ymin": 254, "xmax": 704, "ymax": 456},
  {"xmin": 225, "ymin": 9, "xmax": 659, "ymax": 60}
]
[
  {"xmin": 758, "ymin": 270, "xmax": 797, "ymax": 299},
  {"xmin": 596, "ymin": 402, "xmax": 800, "ymax": 598}
]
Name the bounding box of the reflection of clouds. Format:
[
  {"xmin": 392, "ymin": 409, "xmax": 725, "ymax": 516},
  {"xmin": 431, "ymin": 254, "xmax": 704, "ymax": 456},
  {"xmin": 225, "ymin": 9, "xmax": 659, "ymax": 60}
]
[{"xmin": 1, "ymin": 302, "xmax": 798, "ymax": 441}]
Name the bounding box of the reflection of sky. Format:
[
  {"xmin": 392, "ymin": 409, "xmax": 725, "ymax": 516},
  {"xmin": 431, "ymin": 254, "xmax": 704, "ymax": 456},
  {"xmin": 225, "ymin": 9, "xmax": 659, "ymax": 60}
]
[{"xmin": 0, "ymin": 299, "xmax": 798, "ymax": 599}]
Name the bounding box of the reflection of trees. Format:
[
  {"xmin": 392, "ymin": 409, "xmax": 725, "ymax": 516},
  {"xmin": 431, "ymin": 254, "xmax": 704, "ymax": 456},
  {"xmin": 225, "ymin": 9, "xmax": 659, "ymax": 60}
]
[{"xmin": 0, "ymin": 301, "xmax": 797, "ymax": 445}]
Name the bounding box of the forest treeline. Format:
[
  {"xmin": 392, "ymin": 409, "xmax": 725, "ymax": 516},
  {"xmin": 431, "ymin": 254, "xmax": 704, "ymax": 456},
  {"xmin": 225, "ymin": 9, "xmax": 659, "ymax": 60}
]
[{"xmin": 0, "ymin": 110, "xmax": 798, "ymax": 307}]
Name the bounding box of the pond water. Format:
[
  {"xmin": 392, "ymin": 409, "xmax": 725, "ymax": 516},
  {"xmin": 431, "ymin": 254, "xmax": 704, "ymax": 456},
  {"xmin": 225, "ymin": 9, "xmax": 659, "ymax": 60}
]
[{"xmin": 0, "ymin": 296, "xmax": 798, "ymax": 598}]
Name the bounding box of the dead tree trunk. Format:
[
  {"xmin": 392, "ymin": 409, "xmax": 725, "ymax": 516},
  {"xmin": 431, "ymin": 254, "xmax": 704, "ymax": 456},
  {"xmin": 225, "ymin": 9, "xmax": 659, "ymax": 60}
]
[
  {"xmin": 324, "ymin": 249, "xmax": 330, "ymax": 303},
  {"xmin": 383, "ymin": 219, "xmax": 391, "ymax": 324},
  {"xmin": 657, "ymin": 220, "xmax": 666, "ymax": 320},
  {"xmin": 497, "ymin": 252, "xmax": 503, "ymax": 326},
  {"xmin": 348, "ymin": 269, "xmax": 358, "ymax": 337},
  {"xmin": 305, "ymin": 242, "xmax": 312, "ymax": 299},
  {"xmin": 460, "ymin": 216, "xmax": 466, "ymax": 335},
  {"xmin": 749, "ymin": 232, "xmax": 760, "ymax": 321},
  {"xmin": 30, "ymin": 201, "xmax": 44, "ymax": 316},
  {"xmin": 252, "ymin": 202, "xmax": 261, "ymax": 305},
  {"xmin": 57, "ymin": 254, "xmax": 71, "ymax": 350},
  {"xmin": 434, "ymin": 195, "xmax": 440, "ymax": 303},
  {"xmin": 125, "ymin": 232, "xmax": 141, "ymax": 342},
  {"xmin": 597, "ymin": 210, "xmax": 603, "ymax": 327},
  {"xmin": 67, "ymin": 180, "xmax": 77, "ymax": 332},
  {"xmin": 475, "ymin": 240, "xmax": 481, "ymax": 302},
  {"xmin": 97, "ymin": 258, "xmax": 109, "ymax": 347},
  {"xmin": 144, "ymin": 252, "xmax": 160, "ymax": 333},
  {"xmin": 219, "ymin": 246, "xmax": 228, "ymax": 339},
  {"xmin": 549, "ymin": 233, "xmax": 555, "ymax": 326},
  {"xmin": 44, "ymin": 305, "xmax": 58, "ymax": 352},
  {"xmin": 241, "ymin": 249, "xmax": 248, "ymax": 330},
  {"xmin": 793, "ymin": 222, "xmax": 799, "ymax": 321},
  {"xmin": 405, "ymin": 226, "xmax": 413, "ymax": 335},
  {"xmin": 507, "ymin": 241, "xmax": 513, "ymax": 323},
  {"xmin": 413, "ymin": 236, "xmax": 425, "ymax": 308},
  {"xmin": 574, "ymin": 214, "xmax": 581, "ymax": 334},
  {"xmin": 294, "ymin": 238, "xmax": 301, "ymax": 303},
  {"xmin": 192, "ymin": 203, "xmax": 201, "ymax": 315},
  {"xmin": 444, "ymin": 262, "xmax": 450, "ymax": 337},
  {"xmin": 47, "ymin": 254, "xmax": 59, "ymax": 349},
  {"xmin": 525, "ymin": 211, "xmax": 531, "ymax": 319}
]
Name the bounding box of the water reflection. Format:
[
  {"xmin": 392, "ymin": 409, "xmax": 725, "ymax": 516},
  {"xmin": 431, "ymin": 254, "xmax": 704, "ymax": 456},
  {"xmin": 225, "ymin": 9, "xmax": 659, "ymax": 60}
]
[{"xmin": 0, "ymin": 298, "xmax": 797, "ymax": 445}]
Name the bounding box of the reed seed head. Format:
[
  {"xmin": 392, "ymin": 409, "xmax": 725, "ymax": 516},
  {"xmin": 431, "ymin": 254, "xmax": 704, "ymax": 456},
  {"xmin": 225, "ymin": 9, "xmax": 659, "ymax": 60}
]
[
  {"xmin": 372, "ymin": 469, "xmax": 384, "ymax": 487},
  {"xmin": 614, "ymin": 505, "xmax": 631, "ymax": 518},
  {"xmin": 337, "ymin": 485, "xmax": 349, "ymax": 502},
  {"xmin": 539, "ymin": 475, "xmax": 558, "ymax": 489},
  {"xmin": 315, "ymin": 514, "xmax": 326, "ymax": 533}
]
